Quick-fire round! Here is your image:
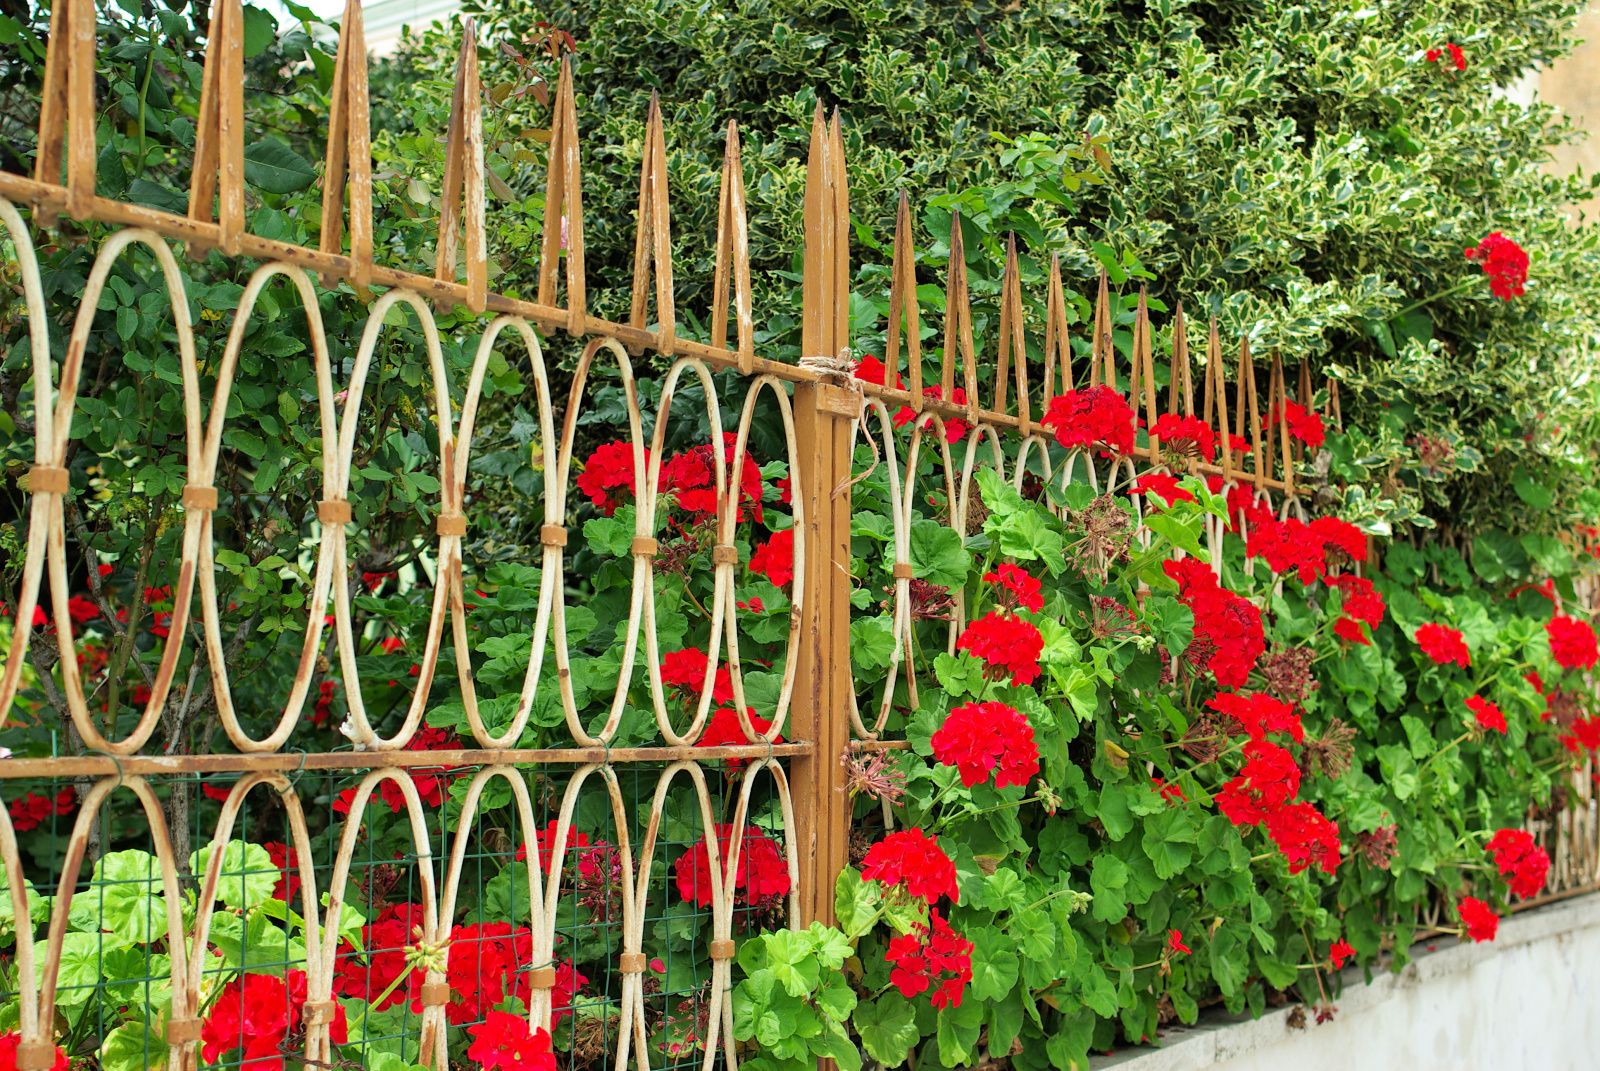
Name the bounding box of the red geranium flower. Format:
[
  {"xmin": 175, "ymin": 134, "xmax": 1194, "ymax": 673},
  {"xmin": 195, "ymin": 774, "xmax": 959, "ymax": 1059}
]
[
  {"xmin": 1415, "ymin": 623, "xmax": 1470, "ymax": 667},
  {"xmin": 1166, "ymin": 929, "xmax": 1191, "ymax": 956},
  {"xmin": 1329, "ymin": 938, "xmax": 1355, "ymax": 969},
  {"xmin": 0, "ymin": 1033, "xmax": 66, "ymax": 1071},
  {"xmin": 1466, "ymin": 694, "xmax": 1506, "ymax": 734},
  {"xmin": 955, "ymin": 611, "xmax": 1043, "ymax": 687},
  {"xmin": 1043, "ymin": 387, "xmax": 1137, "ymax": 457},
  {"xmin": 884, "ymin": 910, "xmax": 973, "ymax": 1008},
  {"xmin": 1485, "ymin": 829, "xmax": 1550, "ymax": 899},
  {"xmin": 1547, "ymin": 614, "xmax": 1598, "ymax": 671},
  {"xmin": 1269, "ymin": 400, "xmax": 1326, "ymax": 450},
  {"xmin": 576, "ymin": 441, "xmax": 644, "ymax": 516},
  {"xmin": 1333, "ymin": 616, "xmax": 1371, "ymax": 645},
  {"xmin": 695, "ymin": 706, "xmax": 781, "ymax": 769},
  {"xmin": 466, "ymin": 1012, "xmax": 557, "ymax": 1071},
  {"xmin": 1426, "ymin": 42, "xmax": 1467, "ymax": 70},
  {"xmin": 1457, "ymin": 896, "xmax": 1499, "ymax": 942},
  {"xmin": 660, "ymin": 647, "xmax": 734, "ymax": 706},
  {"xmin": 1464, "ymin": 232, "xmax": 1528, "ymax": 300},
  {"xmin": 920, "ymin": 384, "xmax": 971, "ymax": 443},
  {"xmin": 1327, "ymin": 574, "xmax": 1385, "ymax": 628},
  {"xmin": 202, "ymin": 970, "xmax": 348, "ymax": 1068},
  {"xmin": 981, "ymin": 563, "xmax": 1043, "ymax": 613},
  {"xmin": 672, "ymin": 823, "xmax": 790, "ymax": 909},
  {"xmin": 930, "ymin": 701, "xmax": 1040, "ymax": 789},
  {"xmin": 1215, "ymin": 740, "xmax": 1302, "ymax": 827},
  {"xmin": 1150, "ymin": 414, "xmax": 1217, "ymax": 461},
  {"xmin": 861, "ymin": 828, "xmax": 958, "ymax": 904},
  {"xmin": 660, "ymin": 432, "xmax": 765, "ymax": 524},
  {"xmin": 66, "ymin": 595, "xmax": 98, "ymax": 624},
  {"xmin": 748, "ymin": 528, "xmax": 795, "ymax": 588},
  {"xmin": 1163, "ymin": 557, "xmax": 1265, "ymax": 687},
  {"xmin": 1208, "ymin": 691, "xmax": 1304, "ymax": 744},
  {"xmin": 1263, "ymin": 800, "xmax": 1342, "ymax": 875},
  {"xmin": 1129, "ymin": 472, "xmax": 1194, "ymax": 506}
]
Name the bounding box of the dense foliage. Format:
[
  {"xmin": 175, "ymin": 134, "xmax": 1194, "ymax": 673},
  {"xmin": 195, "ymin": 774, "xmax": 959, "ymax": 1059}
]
[{"xmin": 0, "ymin": 1, "xmax": 1598, "ymax": 1070}]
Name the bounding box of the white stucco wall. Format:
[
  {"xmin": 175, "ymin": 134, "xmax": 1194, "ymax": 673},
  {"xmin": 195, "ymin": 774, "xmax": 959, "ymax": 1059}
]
[{"xmin": 1095, "ymin": 894, "xmax": 1600, "ymax": 1071}]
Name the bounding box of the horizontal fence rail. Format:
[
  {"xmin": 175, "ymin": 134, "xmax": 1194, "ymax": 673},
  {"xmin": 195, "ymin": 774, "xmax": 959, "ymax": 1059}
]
[{"xmin": 0, "ymin": 3, "xmax": 1597, "ymax": 1071}]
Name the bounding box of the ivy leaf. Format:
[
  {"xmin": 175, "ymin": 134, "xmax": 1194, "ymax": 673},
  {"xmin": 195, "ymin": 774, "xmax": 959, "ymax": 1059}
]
[
  {"xmin": 854, "ymin": 996, "xmax": 918, "ymax": 1066},
  {"xmin": 834, "ymin": 869, "xmax": 881, "ymax": 938},
  {"xmin": 244, "ymin": 137, "xmax": 318, "ymax": 194},
  {"xmin": 190, "ymin": 841, "xmax": 277, "ymax": 910},
  {"xmin": 908, "ymin": 518, "xmax": 970, "ymax": 588}
]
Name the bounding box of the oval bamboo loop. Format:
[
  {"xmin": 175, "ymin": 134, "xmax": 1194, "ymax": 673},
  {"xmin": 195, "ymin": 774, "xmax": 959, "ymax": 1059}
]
[
  {"xmin": 451, "ymin": 317, "xmax": 558, "ymax": 748},
  {"xmin": 723, "ymin": 375, "xmax": 806, "ymax": 742},
  {"xmin": 622, "ymin": 762, "xmax": 720, "ymax": 1071},
  {"xmin": 46, "ymin": 229, "xmax": 202, "ymax": 755},
  {"xmin": 0, "ymin": 804, "xmax": 41, "ymax": 1055},
  {"xmin": 0, "ymin": 198, "xmax": 55, "ymax": 733},
  {"xmin": 722, "ymin": 758, "xmax": 800, "ymax": 1071},
  {"xmin": 550, "ymin": 337, "xmax": 649, "ymax": 746},
  {"xmin": 38, "ymin": 776, "xmax": 191, "ymax": 1068},
  {"xmin": 328, "ymin": 289, "xmax": 455, "ymax": 750},
  {"xmin": 902, "ymin": 410, "xmax": 961, "ymax": 661},
  {"xmin": 203, "ymin": 263, "xmax": 340, "ymax": 751},
  {"xmin": 851, "ymin": 398, "xmax": 908, "ymax": 740},
  {"xmin": 183, "ymin": 773, "xmax": 326, "ymax": 1066},
  {"xmin": 642, "ymin": 356, "xmax": 729, "ymax": 746}
]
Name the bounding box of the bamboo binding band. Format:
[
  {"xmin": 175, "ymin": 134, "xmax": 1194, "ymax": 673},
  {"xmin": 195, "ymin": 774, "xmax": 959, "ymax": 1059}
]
[
  {"xmin": 302, "ymin": 1000, "xmax": 340, "ymax": 1026},
  {"xmin": 25, "ymin": 465, "xmax": 68, "ymax": 494},
  {"xmin": 15, "ymin": 1042, "xmax": 59, "ymax": 1070},
  {"xmin": 631, "ymin": 536, "xmax": 658, "ymax": 558},
  {"xmin": 711, "ymin": 544, "xmax": 738, "ymax": 566},
  {"xmin": 540, "ymin": 525, "xmax": 568, "ymax": 548},
  {"xmin": 709, "ymin": 939, "xmax": 736, "ymax": 961},
  {"xmin": 528, "ymin": 965, "xmax": 558, "ymax": 989},
  {"xmin": 618, "ymin": 952, "xmax": 647, "ymax": 974},
  {"xmin": 436, "ymin": 512, "xmax": 467, "ymax": 537},
  {"xmin": 181, "ymin": 484, "xmax": 218, "ymax": 511},
  {"xmin": 164, "ymin": 1018, "xmax": 203, "ymax": 1044},
  {"xmin": 418, "ymin": 981, "xmax": 451, "ymax": 1007},
  {"xmin": 892, "ymin": 562, "xmax": 915, "ymax": 580},
  {"xmin": 318, "ymin": 500, "xmax": 352, "ymax": 525}
]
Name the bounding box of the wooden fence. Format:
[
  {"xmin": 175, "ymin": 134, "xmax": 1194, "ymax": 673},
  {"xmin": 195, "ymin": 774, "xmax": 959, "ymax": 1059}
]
[{"xmin": 0, "ymin": 4, "xmax": 1596, "ymax": 1070}]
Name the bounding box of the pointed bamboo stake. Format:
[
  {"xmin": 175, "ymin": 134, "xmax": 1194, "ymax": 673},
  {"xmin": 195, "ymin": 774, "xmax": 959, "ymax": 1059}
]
[
  {"xmin": 187, "ymin": 0, "xmax": 246, "ymax": 257},
  {"xmin": 885, "ymin": 191, "xmax": 922, "ymax": 409},
  {"xmin": 1129, "ymin": 289, "xmax": 1158, "ymax": 462},
  {"xmin": 538, "ymin": 56, "xmax": 586, "ymax": 333},
  {"xmin": 1264, "ymin": 353, "xmax": 1284, "ymax": 490},
  {"xmin": 33, "ymin": 0, "xmax": 97, "ymax": 222},
  {"xmin": 1295, "ymin": 361, "xmax": 1314, "ymax": 466},
  {"xmin": 1168, "ymin": 302, "xmax": 1194, "ymax": 417},
  {"xmin": 1328, "ymin": 375, "xmax": 1343, "ymax": 429},
  {"xmin": 435, "ymin": 22, "xmax": 487, "ymax": 314},
  {"xmin": 801, "ymin": 102, "xmax": 831, "ymax": 361},
  {"xmin": 1090, "ymin": 271, "xmax": 1114, "ymax": 390},
  {"xmin": 628, "ymin": 93, "xmax": 676, "ymax": 355},
  {"xmin": 1206, "ymin": 320, "xmax": 1232, "ymax": 484},
  {"xmin": 941, "ymin": 213, "xmax": 978, "ymax": 413},
  {"xmin": 1271, "ymin": 353, "xmax": 1295, "ymax": 495},
  {"xmin": 1042, "ymin": 255, "xmax": 1072, "ymax": 399},
  {"xmin": 709, "ymin": 121, "xmax": 753, "ymax": 372},
  {"xmin": 1236, "ymin": 336, "xmax": 1264, "ymax": 489},
  {"xmin": 828, "ymin": 110, "xmax": 850, "ymax": 355},
  {"xmin": 994, "ymin": 235, "xmax": 1031, "ymax": 431},
  {"xmin": 320, "ymin": 0, "xmax": 373, "ymax": 291}
]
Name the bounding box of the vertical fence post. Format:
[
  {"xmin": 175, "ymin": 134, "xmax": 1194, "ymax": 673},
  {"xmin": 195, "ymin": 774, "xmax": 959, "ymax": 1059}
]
[{"xmin": 791, "ymin": 106, "xmax": 854, "ymax": 928}]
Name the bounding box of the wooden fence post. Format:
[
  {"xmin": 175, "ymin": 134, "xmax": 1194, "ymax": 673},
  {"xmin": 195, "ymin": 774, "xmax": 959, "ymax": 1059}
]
[{"xmin": 791, "ymin": 106, "xmax": 854, "ymax": 928}]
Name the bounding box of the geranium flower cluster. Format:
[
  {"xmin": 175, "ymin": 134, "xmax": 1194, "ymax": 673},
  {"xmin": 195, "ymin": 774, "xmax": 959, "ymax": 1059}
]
[
  {"xmin": 1163, "ymin": 558, "xmax": 1265, "ymax": 687},
  {"xmin": 1328, "ymin": 574, "xmax": 1385, "ymax": 645},
  {"xmin": 1245, "ymin": 514, "xmax": 1365, "ymax": 585},
  {"xmin": 1484, "ymin": 829, "xmax": 1550, "ymax": 899},
  {"xmin": 884, "ymin": 910, "xmax": 974, "ymax": 1008},
  {"xmin": 1415, "ymin": 623, "xmax": 1471, "ymax": 668},
  {"xmin": 575, "ymin": 432, "xmax": 774, "ymax": 523},
  {"xmin": 467, "ymin": 1012, "xmax": 558, "ymax": 1071},
  {"xmin": 1464, "ymin": 232, "xmax": 1528, "ymax": 300},
  {"xmin": 1546, "ymin": 613, "xmax": 1598, "ymax": 671},
  {"xmin": 332, "ymin": 725, "xmax": 461, "ymax": 815},
  {"xmin": 201, "ymin": 969, "xmax": 349, "ymax": 1069},
  {"xmin": 1043, "ymin": 387, "xmax": 1138, "ymax": 457},
  {"xmin": 930, "ymin": 701, "xmax": 1040, "ymax": 788},
  {"xmin": 1268, "ymin": 400, "xmax": 1326, "ymax": 449},
  {"xmin": 1150, "ymin": 414, "xmax": 1216, "ymax": 461},
  {"xmin": 861, "ymin": 828, "xmax": 959, "ymax": 904},
  {"xmin": 955, "ymin": 610, "xmax": 1043, "ymax": 686},
  {"xmin": 853, "ymin": 355, "xmax": 971, "ymax": 443},
  {"xmin": 7, "ymin": 787, "xmax": 75, "ymax": 833},
  {"xmin": 673, "ymin": 823, "xmax": 791, "ymax": 910}
]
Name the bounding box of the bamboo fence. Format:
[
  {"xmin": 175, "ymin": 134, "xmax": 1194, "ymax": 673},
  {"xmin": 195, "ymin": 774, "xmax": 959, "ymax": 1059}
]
[{"xmin": 0, "ymin": 3, "xmax": 1595, "ymax": 1070}]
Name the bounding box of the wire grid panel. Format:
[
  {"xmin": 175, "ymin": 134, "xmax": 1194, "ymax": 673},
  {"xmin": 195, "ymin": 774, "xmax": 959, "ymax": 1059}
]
[{"xmin": 0, "ymin": 195, "xmax": 809, "ymax": 1071}]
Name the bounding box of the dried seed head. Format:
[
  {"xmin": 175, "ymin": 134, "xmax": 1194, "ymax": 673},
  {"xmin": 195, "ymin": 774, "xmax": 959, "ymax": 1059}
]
[{"xmin": 1302, "ymin": 718, "xmax": 1356, "ymax": 780}]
